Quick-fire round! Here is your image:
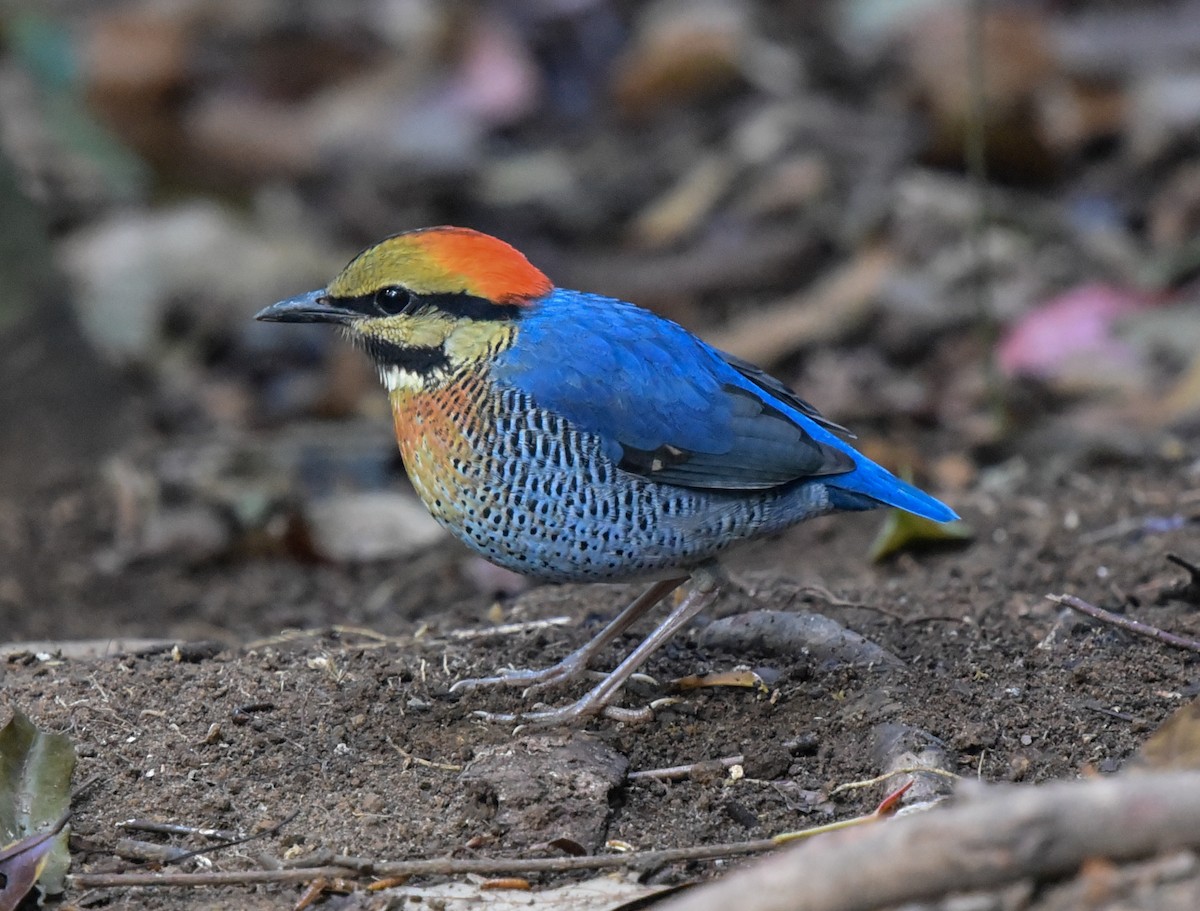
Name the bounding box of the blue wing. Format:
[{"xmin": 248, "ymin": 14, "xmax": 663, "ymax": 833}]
[
  {"xmin": 494, "ymin": 290, "xmax": 959, "ymax": 523},
  {"xmin": 494, "ymin": 290, "xmax": 853, "ymax": 491}
]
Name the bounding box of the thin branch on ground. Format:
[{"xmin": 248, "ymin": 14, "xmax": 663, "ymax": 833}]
[
  {"xmin": 152, "ymin": 810, "xmax": 300, "ymax": 867},
  {"xmin": 78, "ymin": 773, "xmax": 1200, "ymax": 900},
  {"xmin": 70, "ymin": 838, "xmax": 780, "ymax": 889},
  {"xmin": 827, "ymin": 767, "xmax": 960, "ymax": 799},
  {"xmin": 118, "ymin": 819, "xmax": 241, "ymax": 841},
  {"xmin": 69, "ymin": 867, "xmax": 359, "ymax": 888},
  {"xmin": 290, "ymin": 839, "xmax": 779, "ymax": 877},
  {"xmin": 655, "ymin": 772, "xmax": 1200, "ymax": 911},
  {"xmin": 70, "ymin": 775, "xmax": 941, "ymax": 894},
  {"xmin": 245, "ymin": 618, "xmax": 575, "ymax": 654},
  {"xmin": 1078, "ymin": 515, "xmax": 1190, "ymax": 546},
  {"xmin": 442, "ymin": 617, "xmax": 573, "ymax": 641},
  {"xmin": 902, "ymin": 614, "xmax": 968, "ymax": 626},
  {"xmin": 245, "ymin": 625, "xmax": 408, "ymax": 651},
  {"xmin": 385, "ymin": 735, "xmax": 464, "ymax": 772},
  {"xmin": 628, "ymin": 755, "xmax": 744, "ymax": 781},
  {"xmin": 779, "ymin": 582, "xmax": 961, "ymax": 625},
  {"xmin": 1048, "ymin": 594, "xmax": 1200, "ymax": 653},
  {"xmin": 784, "ymin": 583, "xmax": 905, "ymax": 621}
]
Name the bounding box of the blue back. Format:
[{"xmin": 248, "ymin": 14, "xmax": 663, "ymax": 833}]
[{"xmin": 494, "ymin": 289, "xmax": 957, "ymax": 523}]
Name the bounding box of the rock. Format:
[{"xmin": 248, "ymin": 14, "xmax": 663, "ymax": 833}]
[
  {"xmin": 870, "ymin": 722, "xmax": 956, "ymax": 807},
  {"xmin": 459, "ymin": 734, "xmax": 629, "ymax": 852},
  {"xmin": 1127, "ymin": 70, "xmax": 1200, "ymax": 163},
  {"xmin": 134, "ymin": 504, "xmax": 231, "ymax": 564},
  {"xmin": 305, "ymin": 491, "xmax": 447, "ymax": 563},
  {"xmin": 698, "ymin": 610, "xmax": 903, "ymax": 671},
  {"xmin": 59, "ymin": 202, "xmax": 339, "ymax": 365}
]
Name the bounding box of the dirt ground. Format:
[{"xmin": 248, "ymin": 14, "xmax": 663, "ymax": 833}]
[{"xmin": 2, "ymin": 427, "xmax": 1198, "ymax": 909}]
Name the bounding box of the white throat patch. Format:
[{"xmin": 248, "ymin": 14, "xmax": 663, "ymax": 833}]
[{"xmin": 380, "ymin": 364, "xmax": 433, "ymax": 392}]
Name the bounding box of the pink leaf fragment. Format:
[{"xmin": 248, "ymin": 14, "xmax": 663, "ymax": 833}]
[{"xmin": 997, "ymin": 283, "xmax": 1152, "ymax": 380}]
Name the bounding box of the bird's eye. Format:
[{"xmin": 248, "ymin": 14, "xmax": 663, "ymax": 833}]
[{"xmin": 373, "ymin": 286, "xmax": 413, "ymax": 315}]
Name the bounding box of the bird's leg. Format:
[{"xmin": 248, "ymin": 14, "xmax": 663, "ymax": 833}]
[
  {"xmin": 449, "ymin": 577, "xmax": 686, "ymax": 695},
  {"xmin": 477, "ymin": 563, "xmax": 724, "ymax": 726}
]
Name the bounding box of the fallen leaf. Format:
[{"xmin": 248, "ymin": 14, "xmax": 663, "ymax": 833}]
[
  {"xmin": 1128, "ymin": 696, "xmax": 1200, "ymax": 772},
  {"xmin": 0, "ymin": 824, "xmax": 64, "ymax": 911},
  {"xmin": 868, "ymin": 510, "xmax": 974, "ymax": 563},
  {"xmin": 0, "ymin": 710, "xmax": 75, "ymax": 897},
  {"xmin": 672, "ymin": 668, "xmax": 770, "ymax": 692},
  {"xmin": 996, "ymin": 283, "xmax": 1151, "ymax": 386}
]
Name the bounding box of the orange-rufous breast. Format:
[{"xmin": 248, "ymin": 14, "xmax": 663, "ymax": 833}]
[{"xmin": 389, "ymin": 374, "xmax": 495, "ymax": 526}]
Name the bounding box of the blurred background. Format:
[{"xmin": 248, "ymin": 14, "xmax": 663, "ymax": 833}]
[{"xmin": 1, "ymin": 0, "xmax": 1198, "ymax": 643}]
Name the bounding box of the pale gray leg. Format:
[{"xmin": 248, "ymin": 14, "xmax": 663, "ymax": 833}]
[
  {"xmin": 449, "ymin": 577, "xmax": 686, "ymax": 695},
  {"xmin": 477, "ymin": 563, "xmax": 724, "ymax": 725}
]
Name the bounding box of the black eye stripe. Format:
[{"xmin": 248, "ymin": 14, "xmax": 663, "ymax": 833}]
[
  {"xmin": 326, "ymin": 290, "xmax": 523, "ymax": 321},
  {"xmin": 420, "ymin": 293, "xmax": 523, "ymax": 321}
]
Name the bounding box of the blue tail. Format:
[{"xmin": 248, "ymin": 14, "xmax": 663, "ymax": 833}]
[{"xmin": 825, "ymin": 459, "xmax": 959, "ymax": 523}]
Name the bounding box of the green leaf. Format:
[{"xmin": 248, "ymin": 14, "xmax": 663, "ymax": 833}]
[
  {"xmin": 868, "ymin": 510, "xmax": 974, "ymax": 563},
  {"xmin": 0, "ymin": 710, "xmax": 75, "ymax": 896}
]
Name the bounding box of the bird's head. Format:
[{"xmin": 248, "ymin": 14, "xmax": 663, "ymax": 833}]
[{"xmin": 255, "ymin": 226, "xmax": 552, "ymax": 391}]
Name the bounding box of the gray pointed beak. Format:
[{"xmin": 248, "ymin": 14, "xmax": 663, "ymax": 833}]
[{"xmin": 254, "ymin": 289, "xmax": 359, "ymax": 324}]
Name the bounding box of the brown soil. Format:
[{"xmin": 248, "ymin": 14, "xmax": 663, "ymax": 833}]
[{"xmin": 3, "ymin": 437, "xmax": 1198, "ymax": 909}]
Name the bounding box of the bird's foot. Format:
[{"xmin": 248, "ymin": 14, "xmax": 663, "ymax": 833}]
[
  {"xmin": 448, "ymin": 651, "xmax": 590, "ymax": 696},
  {"xmin": 448, "ymin": 577, "xmax": 686, "ymax": 698},
  {"xmin": 463, "ymin": 566, "xmax": 724, "ymax": 727}
]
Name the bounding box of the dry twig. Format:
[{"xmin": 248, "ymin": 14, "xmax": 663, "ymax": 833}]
[
  {"xmin": 385, "ymin": 735, "xmax": 463, "ymax": 772},
  {"xmin": 628, "ymin": 755, "xmax": 744, "ymax": 782},
  {"xmin": 70, "ymin": 839, "xmax": 779, "ymax": 889},
  {"xmin": 70, "ymin": 785, "xmax": 926, "ymax": 894},
  {"xmin": 787, "ymin": 584, "xmax": 904, "ymax": 621},
  {"xmin": 1049, "ymin": 594, "xmax": 1200, "ymax": 654},
  {"xmin": 118, "ymin": 819, "xmax": 240, "ymax": 841},
  {"xmin": 70, "ymin": 867, "xmax": 357, "ymax": 888},
  {"xmin": 826, "ymin": 767, "xmax": 959, "ymax": 798},
  {"xmin": 244, "ymin": 618, "xmax": 573, "ymax": 653},
  {"xmin": 443, "ymin": 617, "xmax": 572, "ymax": 641}
]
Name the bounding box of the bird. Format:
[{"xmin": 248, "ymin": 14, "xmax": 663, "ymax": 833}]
[{"xmin": 255, "ymin": 226, "xmax": 958, "ymax": 724}]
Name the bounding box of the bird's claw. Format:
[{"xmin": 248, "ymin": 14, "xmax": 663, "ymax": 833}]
[
  {"xmin": 449, "ymin": 656, "xmax": 589, "ymax": 695},
  {"xmin": 471, "ymin": 699, "xmax": 655, "ymax": 727},
  {"xmin": 449, "ymin": 670, "xmax": 528, "ymax": 694}
]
